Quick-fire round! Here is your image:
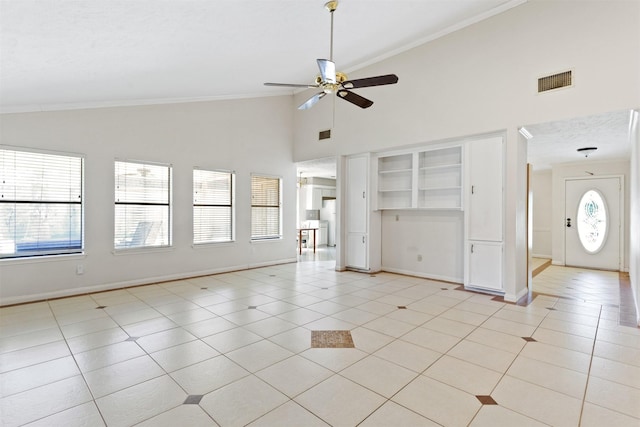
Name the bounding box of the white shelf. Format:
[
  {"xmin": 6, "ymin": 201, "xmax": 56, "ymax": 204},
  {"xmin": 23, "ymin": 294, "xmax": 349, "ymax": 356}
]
[
  {"xmin": 419, "ymin": 163, "xmax": 462, "ymax": 171},
  {"xmin": 419, "ymin": 186, "xmax": 462, "ymax": 191},
  {"xmin": 377, "ymin": 146, "xmax": 463, "ymax": 210},
  {"xmin": 379, "ymin": 168, "xmax": 412, "ymax": 174}
]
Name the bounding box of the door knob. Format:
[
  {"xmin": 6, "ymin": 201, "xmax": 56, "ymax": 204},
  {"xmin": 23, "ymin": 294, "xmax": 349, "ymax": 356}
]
[{"xmin": 566, "ymin": 218, "xmax": 572, "ymax": 228}]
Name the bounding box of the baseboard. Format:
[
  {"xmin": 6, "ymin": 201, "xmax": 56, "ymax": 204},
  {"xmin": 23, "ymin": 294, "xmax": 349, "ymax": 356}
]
[
  {"xmin": 531, "ymin": 253, "xmax": 552, "ymax": 259},
  {"xmin": 380, "ymin": 266, "xmax": 462, "ymax": 285},
  {"xmin": 504, "ymin": 286, "xmax": 529, "ymax": 303},
  {"xmin": 1, "ymin": 258, "xmax": 298, "ymax": 306}
]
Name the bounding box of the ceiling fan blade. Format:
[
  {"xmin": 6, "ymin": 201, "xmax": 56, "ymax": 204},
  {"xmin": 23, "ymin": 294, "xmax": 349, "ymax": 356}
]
[
  {"xmin": 337, "ymin": 90, "xmax": 373, "ymax": 109},
  {"xmin": 317, "ymin": 59, "xmax": 336, "ymax": 84},
  {"xmin": 341, "ymin": 74, "xmax": 398, "ymax": 89},
  {"xmin": 298, "ymin": 92, "xmax": 327, "ymax": 110},
  {"xmin": 264, "ymin": 82, "xmax": 318, "ymax": 88}
]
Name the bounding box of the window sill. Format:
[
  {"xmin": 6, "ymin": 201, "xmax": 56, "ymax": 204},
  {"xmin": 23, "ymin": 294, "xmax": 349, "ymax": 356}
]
[
  {"xmin": 112, "ymin": 246, "xmax": 175, "ymax": 256},
  {"xmin": 192, "ymin": 241, "xmax": 235, "ymax": 249},
  {"xmin": 250, "ymin": 237, "xmax": 283, "ymax": 244},
  {"xmin": 1, "ymin": 252, "xmax": 86, "ymax": 265}
]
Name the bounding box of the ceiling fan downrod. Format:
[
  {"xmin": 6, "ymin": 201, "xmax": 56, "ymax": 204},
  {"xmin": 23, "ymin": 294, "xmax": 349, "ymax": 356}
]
[{"xmin": 325, "ymin": 1, "xmax": 338, "ymax": 62}]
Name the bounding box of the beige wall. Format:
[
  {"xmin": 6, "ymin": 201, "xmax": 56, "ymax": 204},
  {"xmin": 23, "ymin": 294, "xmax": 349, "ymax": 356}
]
[
  {"xmin": 0, "ymin": 96, "xmax": 296, "ymax": 304},
  {"xmin": 531, "ymin": 170, "xmax": 552, "ymax": 258}
]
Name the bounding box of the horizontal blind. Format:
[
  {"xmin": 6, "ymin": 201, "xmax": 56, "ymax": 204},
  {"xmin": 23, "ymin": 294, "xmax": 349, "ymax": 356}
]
[
  {"xmin": 251, "ymin": 175, "xmax": 281, "ymax": 239},
  {"xmin": 0, "ymin": 148, "xmax": 83, "ymax": 258},
  {"xmin": 193, "ymin": 169, "xmax": 233, "ymax": 244},
  {"xmin": 114, "ymin": 160, "xmax": 171, "ymax": 249}
]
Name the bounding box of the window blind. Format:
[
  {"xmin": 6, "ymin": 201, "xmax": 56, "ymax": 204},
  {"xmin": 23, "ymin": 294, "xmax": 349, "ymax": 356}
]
[
  {"xmin": 251, "ymin": 175, "xmax": 281, "ymax": 239},
  {"xmin": 193, "ymin": 169, "xmax": 234, "ymax": 244},
  {"xmin": 0, "ymin": 147, "xmax": 83, "ymax": 258},
  {"xmin": 114, "ymin": 160, "xmax": 171, "ymax": 249}
]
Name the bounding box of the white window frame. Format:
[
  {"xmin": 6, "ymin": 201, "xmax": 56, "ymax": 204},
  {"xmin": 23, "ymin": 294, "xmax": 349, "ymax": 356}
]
[
  {"xmin": 0, "ymin": 146, "xmax": 84, "ymax": 259},
  {"xmin": 250, "ymin": 174, "xmax": 282, "ymax": 240},
  {"xmin": 114, "ymin": 159, "xmax": 172, "ymax": 251},
  {"xmin": 193, "ymin": 168, "xmax": 235, "ymax": 245}
]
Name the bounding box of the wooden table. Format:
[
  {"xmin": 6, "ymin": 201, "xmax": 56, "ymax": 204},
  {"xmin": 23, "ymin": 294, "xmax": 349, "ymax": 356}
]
[{"xmin": 297, "ymin": 228, "xmax": 318, "ymax": 255}]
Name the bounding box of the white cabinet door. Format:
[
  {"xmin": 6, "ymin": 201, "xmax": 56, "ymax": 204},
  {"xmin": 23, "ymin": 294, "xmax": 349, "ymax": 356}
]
[
  {"xmin": 467, "ymin": 137, "xmax": 503, "ymax": 242},
  {"xmin": 347, "ymin": 156, "xmax": 368, "ymax": 234},
  {"xmin": 467, "ymin": 241, "xmax": 503, "ymax": 291},
  {"xmin": 347, "ymin": 233, "xmax": 367, "ymax": 270}
]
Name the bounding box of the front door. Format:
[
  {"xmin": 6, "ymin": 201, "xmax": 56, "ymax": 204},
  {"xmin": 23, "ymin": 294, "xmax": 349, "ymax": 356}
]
[{"xmin": 565, "ymin": 177, "xmax": 621, "ymax": 270}]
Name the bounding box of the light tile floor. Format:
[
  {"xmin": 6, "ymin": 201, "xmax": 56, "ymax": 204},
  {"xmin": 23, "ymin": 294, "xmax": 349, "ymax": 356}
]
[{"xmin": 1, "ymin": 258, "xmax": 639, "ymax": 426}]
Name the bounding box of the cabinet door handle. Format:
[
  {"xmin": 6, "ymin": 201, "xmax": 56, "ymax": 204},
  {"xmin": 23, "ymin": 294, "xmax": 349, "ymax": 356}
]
[
  {"xmin": 566, "ymin": 218, "xmax": 572, "ymax": 228},
  {"xmin": 471, "ymin": 244, "xmax": 474, "ymax": 253},
  {"xmin": 471, "ymin": 185, "xmax": 475, "ymax": 194},
  {"xmin": 362, "ymin": 191, "xmax": 365, "ymax": 199},
  {"xmin": 362, "ymin": 236, "xmax": 365, "ymax": 244}
]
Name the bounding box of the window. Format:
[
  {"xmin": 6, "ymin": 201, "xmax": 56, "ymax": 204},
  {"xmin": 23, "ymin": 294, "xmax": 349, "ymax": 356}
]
[
  {"xmin": 577, "ymin": 189, "xmax": 608, "ymax": 253},
  {"xmin": 251, "ymin": 175, "xmax": 281, "ymax": 240},
  {"xmin": 0, "ymin": 147, "xmax": 83, "ymax": 259},
  {"xmin": 114, "ymin": 160, "xmax": 171, "ymax": 250},
  {"xmin": 193, "ymin": 168, "xmax": 234, "ymax": 244}
]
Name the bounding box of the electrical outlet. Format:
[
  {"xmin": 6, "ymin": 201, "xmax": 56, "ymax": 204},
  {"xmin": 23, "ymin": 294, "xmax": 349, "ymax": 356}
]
[
  {"xmin": 417, "ymin": 254, "xmax": 423, "ymax": 262},
  {"xmin": 76, "ymin": 264, "xmax": 84, "ymax": 275}
]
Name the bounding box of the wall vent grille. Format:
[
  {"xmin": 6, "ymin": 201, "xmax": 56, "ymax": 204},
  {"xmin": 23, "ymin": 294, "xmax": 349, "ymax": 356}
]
[
  {"xmin": 319, "ymin": 129, "xmax": 332, "ymax": 140},
  {"xmin": 538, "ymin": 70, "xmax": 572, "ymax": 93}
]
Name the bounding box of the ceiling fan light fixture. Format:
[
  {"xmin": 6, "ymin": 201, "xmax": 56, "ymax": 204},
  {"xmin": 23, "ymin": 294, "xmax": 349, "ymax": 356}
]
[
  {"xmin": 263, "ymin": 0, "xmax": 398, "ymax": 110},
  {"xmin": 577, "ymin": 147, "xmax": 597, "ymax": 157}
]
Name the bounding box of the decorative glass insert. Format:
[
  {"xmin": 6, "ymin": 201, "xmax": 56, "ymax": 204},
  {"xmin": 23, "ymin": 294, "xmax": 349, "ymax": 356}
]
[{"xmin": 576, "ymin": 189, "xmax": 608, "ymax": 253}]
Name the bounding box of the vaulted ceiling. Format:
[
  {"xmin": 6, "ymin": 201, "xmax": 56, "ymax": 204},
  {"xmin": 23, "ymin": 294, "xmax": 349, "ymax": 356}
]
[
  {"xmin": 2, "ymin": 1, "xmax": 632, "ymax": 173},
  {"xmin": 1, "ymin": 0, "xmax": 523, "ymax": 112}
]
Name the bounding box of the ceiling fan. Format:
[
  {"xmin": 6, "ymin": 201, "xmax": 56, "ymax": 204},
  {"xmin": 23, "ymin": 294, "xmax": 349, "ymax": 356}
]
[{"xmin": 264, "ymin": 1, "xmax": 399, "ymax": 110}]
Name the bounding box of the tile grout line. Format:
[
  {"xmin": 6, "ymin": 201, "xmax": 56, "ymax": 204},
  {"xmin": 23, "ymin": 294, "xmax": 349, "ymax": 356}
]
[
  {"xmin": 46, "ymin": 298, "xmax": 110, "ymax": 427},
  {"xmin": 466, "ymin": 296, "xmax": 559, "ymax": 426},
  {"xmin": 577, "ymin": 304, "xmax": 603, "ymax": 427}
]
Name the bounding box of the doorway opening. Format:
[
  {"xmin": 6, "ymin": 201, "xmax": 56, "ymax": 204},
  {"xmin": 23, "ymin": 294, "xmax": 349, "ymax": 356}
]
[
  {"xmin": 296, "ymin": 157, "xmax": 338, "ymax": 266},
  {"xmin": 523, "ymin": 109, "xmax": 632, "ymax": 301}
]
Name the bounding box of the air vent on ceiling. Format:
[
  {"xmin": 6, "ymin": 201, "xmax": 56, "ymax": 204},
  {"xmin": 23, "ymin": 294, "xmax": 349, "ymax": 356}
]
[
  {"xmin": 319, "ymin": 129, "xmax": 332, "ymax": 140},
  {"xmin": 538, "ymin": 70, "xmax": 572, "ymax": 93}
]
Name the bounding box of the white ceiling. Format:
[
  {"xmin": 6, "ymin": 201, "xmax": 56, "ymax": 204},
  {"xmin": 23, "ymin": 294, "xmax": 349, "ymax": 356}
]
[
  {"xmin": 525, "ymin": 110, "xmax": 633, "ymax": 171},
  {"xmin": 0, "ymin": 0, "xmax": 524, "ymax": 113}
]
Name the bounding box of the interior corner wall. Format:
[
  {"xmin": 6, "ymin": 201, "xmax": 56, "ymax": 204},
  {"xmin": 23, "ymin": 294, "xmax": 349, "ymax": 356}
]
[
  {"xmin": 0, "ymin": 96, "xmax": 297, "ymax": 305},
  {"xmin": 292, "ymin": 0, "xmax": 640, "ymax": 296},
  {"xmin": 531, "ymin": 169, "xmax": 553, "ymax": 258},
  {"xmin": 629, "ymin": 110, "xmax": 640, "ymax": 325},
  {"xmin": 550, "ymin": 160, "xmax": 631, "ymax": 269}
]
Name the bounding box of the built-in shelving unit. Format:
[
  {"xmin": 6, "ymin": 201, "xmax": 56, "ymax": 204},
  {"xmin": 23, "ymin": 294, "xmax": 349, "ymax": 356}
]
[
  {"xmin": 377, "ymin": 153, "xmax": 413, "ymax": 209},
  {"xmin": 376, "ymin": 146, "xmax": 462, "ymax": 210},
  {"xmin": 418, "ymin": 146, "xmax": 462, "ymax": 209}
]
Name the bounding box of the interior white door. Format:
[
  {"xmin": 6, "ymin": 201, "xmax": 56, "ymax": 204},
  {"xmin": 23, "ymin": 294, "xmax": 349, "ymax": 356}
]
[{"xmin": 565, "ymin": 177, "xmax": 621, "ymax": 270}]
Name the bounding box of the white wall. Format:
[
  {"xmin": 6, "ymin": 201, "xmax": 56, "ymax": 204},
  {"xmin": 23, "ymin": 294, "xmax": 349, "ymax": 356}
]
[
  {"xmin": 550, "ymin": 160, "xmax": 631, "ymax": 269},
  {"xmin": 292, "ymin": 0, "xmax": 640, "ymax": 300},
  {"xmin": 381, "ymin": 210, "xmax": 464, "ymax": 283},
  {"xmin": 531, "ymin": 170, "xmax": 552, "ymax": 258},
  {"xmin": 0, "ymin": 96, "xmax": 297, "ymax": 304}
]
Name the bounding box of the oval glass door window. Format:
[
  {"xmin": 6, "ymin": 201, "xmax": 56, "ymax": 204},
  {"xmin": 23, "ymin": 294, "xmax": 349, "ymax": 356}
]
[{"xmin": 576, "ymin": 189, "xmax": 608, "ymax": 253}]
